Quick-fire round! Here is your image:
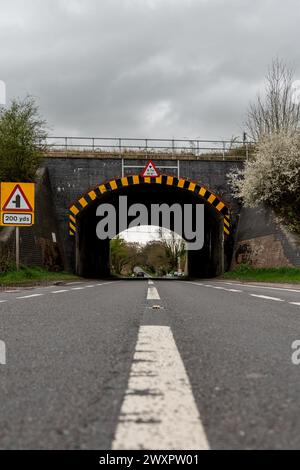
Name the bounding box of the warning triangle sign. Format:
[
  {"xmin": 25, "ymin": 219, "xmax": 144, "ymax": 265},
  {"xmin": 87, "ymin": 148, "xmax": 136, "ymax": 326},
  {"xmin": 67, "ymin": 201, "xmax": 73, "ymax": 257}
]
[
  {"xmin": 2, "ymin": 184, "xmax": 33, "ymax": 212},
  {"xmin": 141, "ymin": 160, "xmax": 160, "ymax": 178}
]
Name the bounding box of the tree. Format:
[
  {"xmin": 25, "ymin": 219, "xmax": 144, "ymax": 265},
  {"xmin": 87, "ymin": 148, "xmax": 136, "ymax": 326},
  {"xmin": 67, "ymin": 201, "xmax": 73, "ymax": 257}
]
[
  {"xmin": 0, "ymin": 96, "xmax": 47, "ymax": 182},
  {"xmin": 110, "ymin": 237, "xmax": 130, "ymax": 275},
  {"xmin": 161, "ymin": 231, "xmax": 186, "ymax": 272},
  {"xmin": 246, "ymin": 58, "xmax": 300, "ymax": 141},
  {"xmin": 228, "ymin": 132, "xmax": 300, "ymax": 233},
  {"xmin": 141, "ymin": 241, "xmax": 170, "ymax": 275}
]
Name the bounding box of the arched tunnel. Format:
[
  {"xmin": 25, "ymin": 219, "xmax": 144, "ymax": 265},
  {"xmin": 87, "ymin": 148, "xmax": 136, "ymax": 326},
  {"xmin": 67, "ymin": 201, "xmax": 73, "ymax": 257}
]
[{"xmin": 69, "ymin": 175, "xmax": 231, "ymax": 278}]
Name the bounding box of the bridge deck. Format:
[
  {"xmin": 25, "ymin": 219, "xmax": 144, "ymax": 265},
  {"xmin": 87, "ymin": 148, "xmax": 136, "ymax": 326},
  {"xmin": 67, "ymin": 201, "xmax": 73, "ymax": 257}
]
[
  {"xmin": 44, "ymin": 149, "xmax": 246, "ymax": 161},
  {"xmin": 45, "ymin": 136, "xmax": 252, "ymax": 160}
]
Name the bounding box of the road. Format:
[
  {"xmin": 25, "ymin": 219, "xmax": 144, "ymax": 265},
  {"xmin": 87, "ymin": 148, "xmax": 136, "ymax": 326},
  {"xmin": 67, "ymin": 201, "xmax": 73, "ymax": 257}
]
[{"xmin": 0, "ymin": 278, "xmax": 300, "ymax": 449}]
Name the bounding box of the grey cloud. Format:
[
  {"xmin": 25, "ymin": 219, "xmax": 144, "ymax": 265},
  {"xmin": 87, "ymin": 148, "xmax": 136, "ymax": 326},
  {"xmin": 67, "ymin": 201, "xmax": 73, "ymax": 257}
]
[{"xmin": 1, "ymin": 0, "xmax": 300, "ymax": 140}]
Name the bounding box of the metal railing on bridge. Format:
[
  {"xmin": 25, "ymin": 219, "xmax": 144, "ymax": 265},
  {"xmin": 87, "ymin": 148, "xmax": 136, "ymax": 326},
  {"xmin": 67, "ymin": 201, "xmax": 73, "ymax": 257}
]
[{"xmin": 46, "ymin": 136, "xmax": 252, "ymax": 160}]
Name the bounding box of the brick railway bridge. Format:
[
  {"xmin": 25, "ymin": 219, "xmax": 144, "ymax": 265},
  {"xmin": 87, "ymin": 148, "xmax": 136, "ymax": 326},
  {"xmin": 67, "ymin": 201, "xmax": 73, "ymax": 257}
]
[
  {"xmin": 2, "ymin": 136, "xmax": 298, "ymax": 278},
  {"xmin": 42, "ymin": 137, "xmax": 246, "ymax": 278}
]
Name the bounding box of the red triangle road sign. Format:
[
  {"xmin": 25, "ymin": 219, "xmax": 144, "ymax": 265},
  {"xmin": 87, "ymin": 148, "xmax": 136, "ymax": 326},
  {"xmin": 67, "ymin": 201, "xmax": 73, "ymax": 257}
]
[
  {"xmin": 141, "ymin": 160, "xmax": 160, "ymax": 178},
  {"xmin": 2, "ymin": 184, "xmax": 33, "ymax": 212}
]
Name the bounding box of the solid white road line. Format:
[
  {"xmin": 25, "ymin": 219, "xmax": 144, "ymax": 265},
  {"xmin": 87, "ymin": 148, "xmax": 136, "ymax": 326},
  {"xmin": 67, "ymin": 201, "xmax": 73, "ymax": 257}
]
[
  {"xmin": 16, "ymin": 294, "xmax": 44, "ymax": 299},
  {"xmin": 112, "ymin": 325, "xmax": 209, "ymax": 450},
  {"xmin": 147, "ymin": 286, "xmax": 160, "ymax": 300},
  {"xmin": 250, "ymin": 294, "xmax": 284, "ymax": 302}
]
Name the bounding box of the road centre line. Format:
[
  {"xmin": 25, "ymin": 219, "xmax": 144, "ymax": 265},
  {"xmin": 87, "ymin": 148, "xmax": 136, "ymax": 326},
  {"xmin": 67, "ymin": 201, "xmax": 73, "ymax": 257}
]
[
  {"xmin": 112, "ymin": 325, "xmax": 209, "ymax": 450},
  {"xmin": 147, "ymin": 286, "xmax": 160, "ymax": 300},
  {"xmin": 290, "ymin": 302, "xmax": 300, "ymax": 306},
  {"xmin": 250, "ymin": 294, "xmax": 284, "ymax": 302}
]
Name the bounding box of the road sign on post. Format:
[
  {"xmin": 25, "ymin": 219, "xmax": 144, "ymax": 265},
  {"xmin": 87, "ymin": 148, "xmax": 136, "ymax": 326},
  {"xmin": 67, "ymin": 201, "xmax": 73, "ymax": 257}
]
[
  {"xmin": 0, "ymin": 183, "xmax": 35, "ymax": 226},
  {"xmin": 0, "ymin": 182, "xmax": 35, "ymax": 270},
  {"xmin": 141, "ymin": 160, "xmax": 160, "ymax": 178}
]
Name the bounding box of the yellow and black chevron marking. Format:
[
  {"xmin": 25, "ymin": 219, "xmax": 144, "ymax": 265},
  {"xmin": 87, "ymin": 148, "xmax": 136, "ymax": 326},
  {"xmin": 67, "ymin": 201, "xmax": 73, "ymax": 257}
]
[{"xmin": 69, "ymin": 175, "xmax": 231, "ymax": 237}]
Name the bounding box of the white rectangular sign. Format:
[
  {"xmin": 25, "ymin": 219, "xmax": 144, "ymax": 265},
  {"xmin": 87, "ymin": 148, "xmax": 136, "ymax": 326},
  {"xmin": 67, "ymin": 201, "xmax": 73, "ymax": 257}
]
[{"xmin": 2, "ymin": 213, "xmax": 32, "ymax": 226}]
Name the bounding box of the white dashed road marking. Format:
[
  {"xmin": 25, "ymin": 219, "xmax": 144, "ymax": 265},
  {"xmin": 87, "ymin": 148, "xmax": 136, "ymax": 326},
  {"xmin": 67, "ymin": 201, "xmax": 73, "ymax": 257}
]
[
  {"xmin": 16, "ymin": 294, "xmax": 44, "ymax": 299},
  {"xmin": 147, "ymin": 286, "xmax": 160, "ymax": 300},
  {"xmin": 250, "ymin": 294, "xmax": 284, "ymax": 302},
  {"xmin": 0, "ymin": 281, "xmax": 117, "ymax": 305},
  {"xmin": 51, "ymin": 290, "xmax": 69, "ymax": 294},
  {"xmin": 112, "ymin": 325, "xmax": 209, "ymax": 450},
  {"xmin": 65, "ymin": 281, "xmax": 84, "ymax": 285},
  {"xmin": 290, "ymin": 302, "xmax": 300, "ymax": 306},
  {"xmin": 188, "ymin": 282, "xmax": 241, "ymax": 293},
  {"xmin": 221, "ymin": 281, "xmax": 300, "ymax": 293}
]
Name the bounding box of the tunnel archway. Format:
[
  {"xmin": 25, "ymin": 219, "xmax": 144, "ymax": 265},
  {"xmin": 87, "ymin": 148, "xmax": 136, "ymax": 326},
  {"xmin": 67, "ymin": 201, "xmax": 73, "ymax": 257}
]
[{"xmin": 68, "ymin": 175, "xmax": 231, "ymax": 278}]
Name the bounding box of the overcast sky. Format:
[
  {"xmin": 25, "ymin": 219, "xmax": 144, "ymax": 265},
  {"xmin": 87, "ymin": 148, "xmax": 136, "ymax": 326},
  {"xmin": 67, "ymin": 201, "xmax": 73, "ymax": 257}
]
[{"xmin": 1, "ymin": 0, "xmax": 300, "ymax": 140}]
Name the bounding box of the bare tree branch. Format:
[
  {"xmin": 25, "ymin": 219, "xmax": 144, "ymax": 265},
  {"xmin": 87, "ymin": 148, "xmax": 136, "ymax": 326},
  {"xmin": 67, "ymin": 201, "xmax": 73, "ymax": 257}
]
[{"xmin": 246, "ymin": 58, "xmax": 300, "ymax": 140}]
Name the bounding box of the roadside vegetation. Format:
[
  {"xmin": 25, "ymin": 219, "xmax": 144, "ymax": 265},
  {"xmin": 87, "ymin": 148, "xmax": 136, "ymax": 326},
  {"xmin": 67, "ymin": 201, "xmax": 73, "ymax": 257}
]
[
  {"xmin": 0, "ymin": 265, "xmax": 78, "ymax": 286},
  {"xmin": 110, "ymin": 233, "xmax": 186, "ymax": 277},
  {"xmin": 0, "ymin": 96, "xmax": 47, "ymax": 182},
  {"xmin": 0, "ymin": 96, "xmax": 51, "ymax": 277},
  {"xmin": 228, "ymin": 58, "xmax": 300, "ymax": 234},
  {"xmin": 223, "ymin": 264, "xmax": 300, "ymax": 284}
]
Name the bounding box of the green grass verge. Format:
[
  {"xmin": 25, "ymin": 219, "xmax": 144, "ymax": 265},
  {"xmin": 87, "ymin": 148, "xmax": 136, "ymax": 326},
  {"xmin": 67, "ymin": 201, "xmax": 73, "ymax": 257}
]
[
  {"xmin": 0, "ymin": 265, "xmax": 78, "ymax": 286},
  {"xmin": 223, "ymin": 264, "xmax": 300, "ymax": 283}
]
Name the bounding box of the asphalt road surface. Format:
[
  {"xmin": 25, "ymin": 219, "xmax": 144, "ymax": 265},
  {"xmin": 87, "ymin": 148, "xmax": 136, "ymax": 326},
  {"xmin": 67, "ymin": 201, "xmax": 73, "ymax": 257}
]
[{"xmin": 0, "ymin": 278, "xmax": 300, "ymax": 449}]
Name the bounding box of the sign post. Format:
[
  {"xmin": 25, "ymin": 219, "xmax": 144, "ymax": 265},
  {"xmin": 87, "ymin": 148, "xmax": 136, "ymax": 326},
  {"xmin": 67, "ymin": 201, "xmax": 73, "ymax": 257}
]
[
  {"xmin": 0, "ymin": 182, "xmax": 35, "ymax": 270},
  {"xmin": 15, "ymin": 227, "xmax": 20, "ymax": 271}
]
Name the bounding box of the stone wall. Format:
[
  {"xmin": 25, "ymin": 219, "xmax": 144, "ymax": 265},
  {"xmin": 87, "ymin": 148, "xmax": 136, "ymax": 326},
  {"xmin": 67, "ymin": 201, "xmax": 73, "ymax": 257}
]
[{"xmin": 233, "ymin": 206, "xmax": 300, "ymax": 268}]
